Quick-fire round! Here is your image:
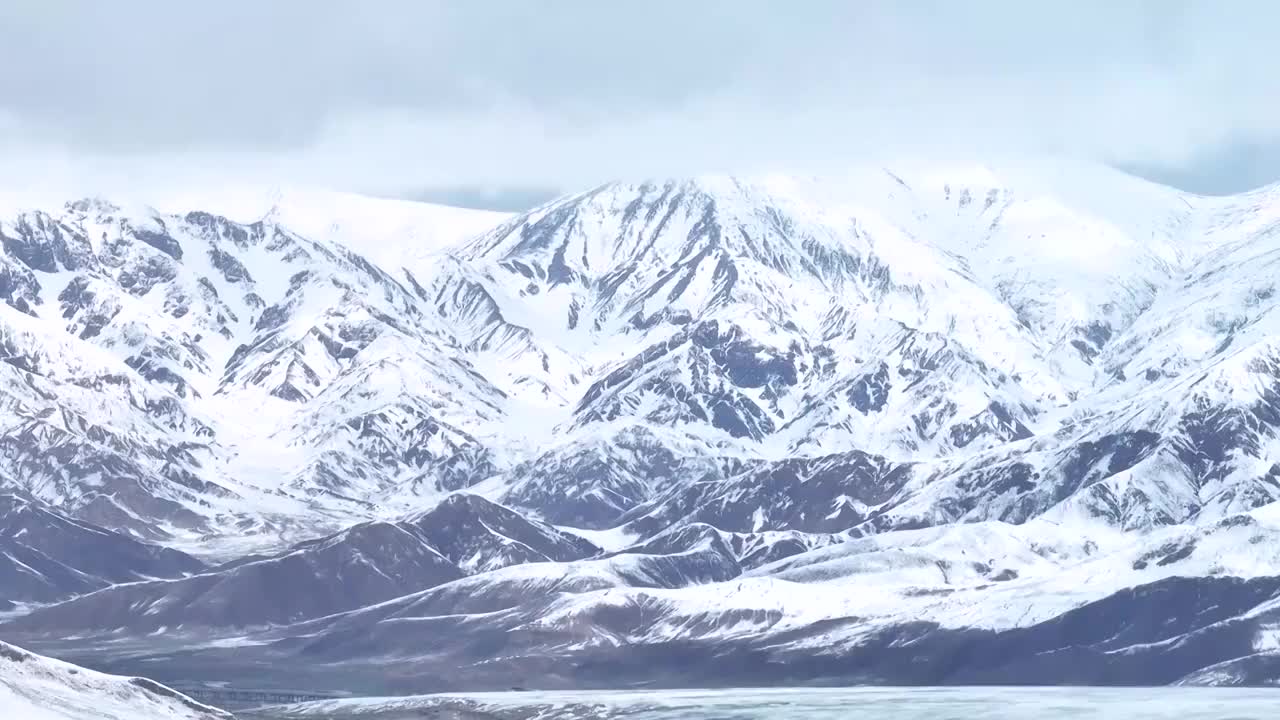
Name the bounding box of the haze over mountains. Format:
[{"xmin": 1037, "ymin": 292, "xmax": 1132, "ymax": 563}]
[{"xmin": 7, "ymin": 161, "xmax": 1280, "ymax": 699}]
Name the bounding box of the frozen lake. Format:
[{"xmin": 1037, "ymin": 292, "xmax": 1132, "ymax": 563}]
[{"xmin": 251, "ymin": 686, "xmax": 1280, "ymax": 719}]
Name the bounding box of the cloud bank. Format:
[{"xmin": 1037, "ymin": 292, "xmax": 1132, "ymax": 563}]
[{"xmin": 1, "ymin": 1, "xmax": 1276, "ymax": 199}]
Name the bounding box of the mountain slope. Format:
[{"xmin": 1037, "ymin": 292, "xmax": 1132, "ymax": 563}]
[
  {"xmin": 42, "ymin": 513, "xmax": 1280, "ymax": 693},
  {"xmin": 145, "ymin": 185, "xmax": 510, "ymax": 280},
  {"xmin": 0, "ymin": 494, "xmax": 204, "ymax": 608},
  {"xmin": 0, "ymin": 194, "xmax": 512, "ymax": 552},
  {"xmin": 2, "ymin": 494, "xmax": 597, "ymax": 633},
  {"xmin": 0, "ymin": 641, "xmax": 231, "ymax": 720}
]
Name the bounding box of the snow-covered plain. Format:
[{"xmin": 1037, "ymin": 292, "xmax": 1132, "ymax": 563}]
[{"xmin": 251, "ymin": 686, "xmax": 1280, "ymax": 720}]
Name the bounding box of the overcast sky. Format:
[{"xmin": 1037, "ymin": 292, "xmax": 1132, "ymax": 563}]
[{"xmin": 1, "ymin": 1, "xmax": 1276, "ymax": 208}]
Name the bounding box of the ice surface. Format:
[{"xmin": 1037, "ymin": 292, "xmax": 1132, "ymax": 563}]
[{"xmin": 252, "ymin": 686, "xmax": 1280, "ymax": 719}]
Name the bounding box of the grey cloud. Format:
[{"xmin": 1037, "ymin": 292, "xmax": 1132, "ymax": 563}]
[
  {"xmin": 1, "ymin": 1, "xmax": 1278, "ymax": 197},
  {"xmin": 410, "ymin": 186, "xmax": 558, "ymax": 213}
]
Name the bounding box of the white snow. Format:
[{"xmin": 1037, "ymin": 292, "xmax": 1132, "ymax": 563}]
[
  {"xmin": 558, "ymin": 525, "xmax": 638, "ymax": 552},
  {"xmin": 0, "ymin": 642, "xmax": 230, "ymax": 720},
  {"xmin": 148, "ymin": 184, "xmax": 510, "ymax": 279},
  {"xmin": 257, "ymin": 685, "xmax": 1280, "ymax": 719}
]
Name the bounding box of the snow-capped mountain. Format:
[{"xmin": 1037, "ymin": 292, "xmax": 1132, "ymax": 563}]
[
  {"xmin": 10, "ymin": 162, "xmax": 1280, "ymax": 693},
  {"xmin": 3, "ymin": 164, "xmax": 1262, "ymax": 546},
  {"xmin": 0, "ymin": 193, "xmax": 512, "ymax": 550},
  {"xmin": 411, "ymin": 165, "xmax": 1280, "ymax": 537}
]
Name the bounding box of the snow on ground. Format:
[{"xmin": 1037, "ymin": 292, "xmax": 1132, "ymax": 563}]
[
  {"xmin": 558, "ymin": 525, "xmax": 638, "ymax": 552},
  {"xmin": 251, "ymin": 685, "xmax": 1280, "ymax": 719},
  {"xmin": 0, "ymin": 641, "xmax": 231, "ymax": 720},
  {"xmin": 509, "ymin": 513, "xmax": 1280, "ymax": 651}
]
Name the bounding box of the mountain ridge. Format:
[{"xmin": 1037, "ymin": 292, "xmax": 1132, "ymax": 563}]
[{"xmin": 9, "ymin": 162, "xmax": 1280, "ymax": 692}]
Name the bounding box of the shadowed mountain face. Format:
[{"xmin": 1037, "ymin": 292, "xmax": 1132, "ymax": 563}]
[
  {"xmin": 11, "ymin": 166, "xmax": 1280, "ymax": 692},
  {"xmin": 396, "ymin": 492, "xmax": 600, "ymax": 572},
  {"xmin": 0, "ymin": 494, "xmax": 204, "ymax": 608},
  {"xmin": 3, "ymin": 494, "xmax": 597, "ymax": 632}
]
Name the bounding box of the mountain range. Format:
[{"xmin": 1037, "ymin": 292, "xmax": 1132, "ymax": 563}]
[{"xmin": 6, "ymin": 162, "xmax": 1280, "ymax": 698}]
